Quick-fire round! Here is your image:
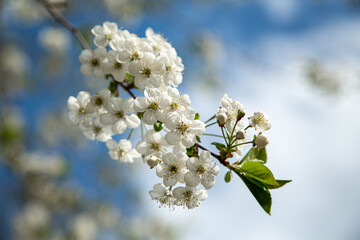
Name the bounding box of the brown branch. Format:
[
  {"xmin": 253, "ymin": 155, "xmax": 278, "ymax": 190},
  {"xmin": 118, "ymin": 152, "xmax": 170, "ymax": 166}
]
[
  {"xmin": 118, "ymin": 81, "xmax": 136, "ymax": 99},
  {"xmin": 38, "ymin": 0, "xmax": 91, "ymax": 50},
  {"xmin": 195, "ymin": 143, "xmax": 229, "ymax": 167}
]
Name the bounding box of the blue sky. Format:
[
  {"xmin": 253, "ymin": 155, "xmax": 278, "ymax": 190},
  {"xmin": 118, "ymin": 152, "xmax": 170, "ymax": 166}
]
[{"xmin": 2, "ymin": 0, "xmax": 360, "ymax": 239}]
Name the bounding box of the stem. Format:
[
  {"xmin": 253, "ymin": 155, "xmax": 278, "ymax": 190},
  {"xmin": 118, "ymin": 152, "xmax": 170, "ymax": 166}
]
[
  {"xmin": 244, "ymin": 125, "xmax": 251, "ymax": 131},
  {"xmin": 232, "ymin": 141, "xmax": 253, "ymax": 148},
  {"xmin": 205, "ymin": 121, "xmax": 217, "ymax": 128},
  {"xmin": 127, "ymin": 129, "xmax": 134, "ymax": 140},
  {"xmin": 38, "ymin": 0, "xmax": 91, "ymax": 50},
  {"xmin": 202, "ymin": 133, "xmax": 223, "ymax": 138},
  {"xmin": 221, "ymin": 127, "xmax": 229, "ymax": 145},
  {"xmin": 195, "ymin": 143, "xmax": 229, "ymax": 167},
  {"xmin": 204, "ymin": 115, "xmax": 216, "ymax": 124}
]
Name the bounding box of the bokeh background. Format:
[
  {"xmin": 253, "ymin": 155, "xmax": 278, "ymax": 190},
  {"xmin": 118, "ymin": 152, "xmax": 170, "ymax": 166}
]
[{"xmin": 1, "ymin": 0, "xmax": 360, "ymax": 239}]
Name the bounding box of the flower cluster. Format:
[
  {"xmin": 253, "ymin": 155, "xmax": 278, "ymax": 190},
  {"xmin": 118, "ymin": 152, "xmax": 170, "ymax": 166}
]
[{"xmin": 67, "ymin": 22, "xmax": 276, "ymax": 211}]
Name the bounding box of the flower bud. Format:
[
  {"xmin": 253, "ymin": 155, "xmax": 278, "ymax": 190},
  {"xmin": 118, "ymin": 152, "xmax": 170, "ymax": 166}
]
[
  {"xmin": 236, "ymin": 130, "xmax": 246, "ymax": 140},
  {"xmin": 147, "ymin": 156, "xmax": 160, "ymax": 169},
  {"xmin": 255, "ymin": 134, "xmax": 269, "ymax": 149},
  {"xmin": 237, "ymin": 109, "xmax": 246, "ymax": 121},
  {"xmin": 216, "ymin": 113, "xmax": 227, "ymax": 127}
]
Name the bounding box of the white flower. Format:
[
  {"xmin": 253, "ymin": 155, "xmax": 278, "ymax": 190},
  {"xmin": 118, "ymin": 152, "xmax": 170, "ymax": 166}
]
[
  {"xmin": 102, "ymin": 50, "xmax": 127, "ymax": 82},
  {"xmin": 86, "ymin": 89, "xmax": 111, "ymax": 114},
  {"xmin": 184, "ymin": 151, "xmax": 219, "ymax": 189},
  {"xmin": 145, "ymin": 28, "xmax": 172, "ymax": 56},
  {"xmin": 255, "ymin": 134, "xmax": 269, "ymax": 149},
  {"xmin": 80, "ymin": 117, "xmax": 112, "ymax": 142},
  {"xmin": 158, "ymin": 87, "xmax": 194, "ymax": 123},
  {"xmin": 249, "ymin": 111, "xmax": 272, "ymax": 131},
  {"xmin": 136, "ymin": 129, "xmax": 168, "ymax": 158},
  {"xmin": 219, "ymin": 93, "xmax": 245, "ymax": 133},
  {"xmin": 79, "ymin": 47, "xmax": 107, "ymax": 78},
  {"xmin": 173, "ymin": 186, "xmax": 208, "ymax": 209},
  {"xmin": 149, "ymin": 183, "xmax": 175, "ymax": 209},
  {"xmin": 112, "ymin": 34, "xmax": 151, "ymax": 62},
  {"xmin": 67, "ymin": 91, "xmax": 92, "ymax": 125},
  {"xmin": 38, "ymin": 27, "xmax": 70, "ymax": 53},
  {"xmin": 133, "ymin": 87, "xmax": 165, "ymax": 125},
  {"xmin": 159, "ymin": 48, "xmax": 184, "ymax": 87},
  {"xmin": 100, "ymin": 97, "xmax": 140, "ymax": 134},
  {"xmin": 128, "ymin": 52, "xmax": 165, "ymax": 90},
  {"xmin": 106, "ymin": 139, "xmax": 141, "ymax": 163},
  {"xmin": 165, "ymin": 113, "xmax": 205, "ymax": 148},
  {"xmin": 156, "ymin": 152, "xmax": 188, "ymax": 187},
  {"xmin": 91, "ymin": 21, "xmax": 118, "ymax": 47}
]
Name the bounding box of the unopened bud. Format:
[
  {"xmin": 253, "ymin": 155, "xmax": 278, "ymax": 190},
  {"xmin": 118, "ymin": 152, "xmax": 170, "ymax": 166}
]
[
  {"xmin": 237, "ymin": 109, "xmax": 246, "ymax": 121},
  {"xmin": 236, "ymin": 130, "xmax": 246, "ymax": 140},
  {"xmin": 147, "ymin": 156, "xmax": 160, "ymax": 169},
  {"xmin": 255, "ymin": 134, "xmax": 269, "ymax": 149},
  {"xmin": 216, "ymin": 113, "xmax": 227, "ymax": 127}
]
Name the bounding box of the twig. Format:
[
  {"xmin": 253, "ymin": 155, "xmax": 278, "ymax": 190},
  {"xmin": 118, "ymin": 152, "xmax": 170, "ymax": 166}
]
[
  {"xmin": 118, "ymin": 81, "xmax": 136, "ymax": 99},
  {"xmin": 38, "ymin": 0, "xmax": 91, "ymax": 50},
  {"xmin": 195, "ymin": 143, "xmax": 229, "ymax": 167}
]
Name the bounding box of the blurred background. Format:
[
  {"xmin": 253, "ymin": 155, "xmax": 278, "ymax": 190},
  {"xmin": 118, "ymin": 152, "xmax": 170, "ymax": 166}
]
[{"xmin": 1, "ymin": 0, "xmax": 360, "ymax": 239}]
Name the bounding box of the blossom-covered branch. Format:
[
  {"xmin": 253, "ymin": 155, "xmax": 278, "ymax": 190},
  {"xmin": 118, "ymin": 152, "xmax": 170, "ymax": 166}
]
[{"xmin": 39, "ymin": 3, "xmax": 291, "ymax": 213}]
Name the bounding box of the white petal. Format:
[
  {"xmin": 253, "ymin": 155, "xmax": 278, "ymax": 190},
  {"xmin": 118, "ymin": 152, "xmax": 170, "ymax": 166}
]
[
  {"xmin": 112, "ymin": 120, "xmax": 127, "ymax": 134},
  {"xmin": 125, "ymin": 114, "xmax": 140, "ymax": 128},
  {"xmin": 165, "ymin": 131, "xmax": 180, "ymax": 145},
  {"xmin": 106, "ymin": 139, "xmax": 118, "ymax": 151},
  {"xmin": 173, "ymin": 187, "xmax": 186, "ymax": 199},
  {"xmin": 184, "ymin": 172, "xmax": 200, "ymax": 187},
  {"xmin": 143, "ymin": 110, "xmax": 157, "ymax": 125}
]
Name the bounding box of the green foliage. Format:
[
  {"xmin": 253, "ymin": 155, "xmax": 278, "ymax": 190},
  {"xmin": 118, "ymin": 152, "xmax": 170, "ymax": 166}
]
[
  {"xmin": 211, "ymin": 142, "xmax": 226, "ymax": 152},
  {"xmin": 237, "ymin": 161, "xmax": 279, "ymax": 188},
  {"xmin": 237, "ymin": 147, "xmax": 267, "ymax": 165},
  {"xmin": 239, "ymin": 175, "xmax": 272, "ymax": 215},
  {"xmin": 227, "ymin": 147, "xmax": 291, "ymax": 215}
]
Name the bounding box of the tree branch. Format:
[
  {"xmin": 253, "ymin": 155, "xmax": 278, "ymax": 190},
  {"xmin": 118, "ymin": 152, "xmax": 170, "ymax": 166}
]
[
  {"xmin": 39, "ymin": 3, "xmax": 227, "ymax": 167},
  {"xmin": 195, "ymin": 143, "xmax": 229, "ymax": 167},
  {"xmin": 38, "ymin": 0, "xmax": 91, "ymax": 50}
]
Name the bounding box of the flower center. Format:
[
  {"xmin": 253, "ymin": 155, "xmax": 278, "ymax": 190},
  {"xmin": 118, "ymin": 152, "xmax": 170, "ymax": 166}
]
[
  {"xmin": 142, "ymin": 67, "xmax": 152, "ymax": 78},
  {"xmin": 91, "ymin": 58, "xmax": 99, "ymax": 67},
  {"xmin": 115, "ymin": 110, "xmax": 124, "ymax": 119},
  {"xmin": 148, "ymin": 102, "xmax": 159, "ymax": 110},
  {"xmin": 196, "ymin": 165, "xmax": 205, "ymax": 175},
  {"xmin": 177, "ymin": 123, "xmax": 189, "ymax": 134},
  {"xmin": 151, "ymin": 142, "xmax": 160, "ymax": 151},
  {"xmin": 93, "ymin": 126, "xmax": 102, "ymax": 134},
  {"xmin": 78, "ymin": 106, "xmax": 86, "ymax": 115},
  {"xmin": 114, "ymin": 62, "xmax": 122, "ymax": 69},
  {"xmin": 166, "ymin": 65, "xmax": 172, "ymax": 71},
  {"xmin": 169, "ymin": 102, "xmax": 179, "ymax": 111},
  {"xmin": 94, "ymin": 97, "xmax": 103, "ymax": 106},
  {"xmin": 254, "ymin": 114, "xmax": 266, "ymax": 125},
  {"xmin": 169, "ymin": 165, "xmax": 178, "ymax": 174},
  {"xmin": 131, "ymin": 51, "xmax": 140, "ymax": 61}
]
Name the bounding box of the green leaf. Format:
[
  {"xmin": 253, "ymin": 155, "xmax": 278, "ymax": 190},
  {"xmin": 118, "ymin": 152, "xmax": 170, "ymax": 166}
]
[
  {"xmin": 238, "ymin": 161, "xmax": 279, "ymax": 188},
  {"xmin": 224, "ymin": 171, "xmax": 232, "ymax": 183},
  {"xmin": 238, "ymin": 147, "xmax": 267, "ymax": 165},
  {"xmin": 268, "ymin": 180, "xmax": 292, "ymax": 189},
  {"xmin": 153, "ymin": 121, "xmax": 163, "ymax": 132},
  {"xmin": 194, "ymin": 113, "xmax": 200, "ymax": 120},
  {"xmin": 211, "ymin": 142, "xmax": 226, "ymax": 152},
  {"xmin": 239, "ymin": 175, "xmax": 272, "ymax": 215},
  {"xmin": 196, "ymin": 135, "xmax": 201, "ymax": 143}
]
